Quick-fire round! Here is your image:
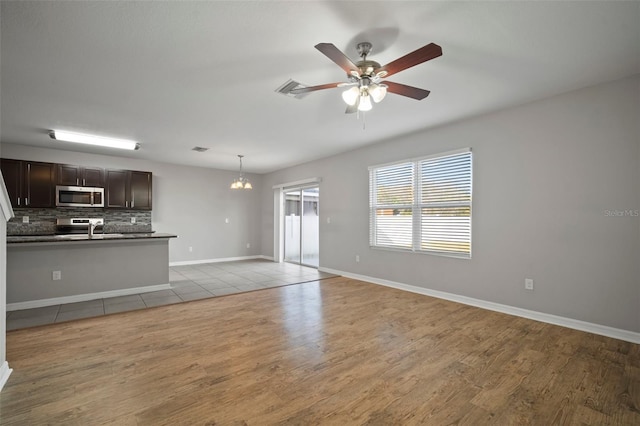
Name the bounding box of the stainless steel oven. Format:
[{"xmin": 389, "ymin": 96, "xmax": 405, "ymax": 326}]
[
  {"xmin": 55, "ymin": 185, "xmax": 104, "ymax": 207},
  {"xmin": 56, "ymin": 218, "xmax": 104, "ymax": 235}
]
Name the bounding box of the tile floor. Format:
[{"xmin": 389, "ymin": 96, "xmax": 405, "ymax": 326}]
[{"xmin": 6, "ymin": 259, "xmax": 336, "ymax": 331}]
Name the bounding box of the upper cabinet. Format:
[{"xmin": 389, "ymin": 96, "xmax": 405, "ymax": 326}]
[
  {"xmin": 83, "ymin": 167, "xmax": 105, "ymax": 187},
  {"xmin": 105, "ymin": 169, "xmax": 127, "ymax": 208},
  {"xmin": 129, "ymin": 171, "xmax": 152, "ymax": 210},
  {"xmin": 1, "ymin": 158, "xmax": 152, "ymax": 210},
  {"xmin": 1, "ymin": 159, "xmax": 21, "ymax": 207},
  {"xmin": 105, "ymin": 169, "xmax": 152, "ymax": 210},
  {"xmin": 57, "ymin": 164, "xmax": 104, "ymax": 187},
  {"xmin": 0, "ymin": 159, "xmax": 56, "ymax": 208}
]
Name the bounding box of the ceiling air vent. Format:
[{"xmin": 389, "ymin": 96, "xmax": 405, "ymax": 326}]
[
  {"xmin": 192, "ymin": 146, "xmax": 209, "ymax": 152},
  {"xmin": 275, "ymin": 79, "xmax": 309, "ymax": 99}
]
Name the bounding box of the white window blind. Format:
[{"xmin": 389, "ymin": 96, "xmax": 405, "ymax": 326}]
[
  {"xmin": 369, "ymin": 162, "xmax": 414, "ymax": 249},
  {"xmin": 369, "ymin": 149, "xmax": 472, "ymax": 258}
]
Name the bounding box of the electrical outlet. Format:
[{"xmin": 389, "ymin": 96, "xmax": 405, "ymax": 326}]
[
  {"xmin": 525, "ymin": 278, "xmax": 534, "ymax": 291},
  {"xmin": 327, "ymin": 217, "xmax": 331, "ymax": 224},
  {"xmin": 246, "ymin": 243, "xmax": 250, "ymax": 249},
  {"xmin": 52, "ymin": 271, "xmax": 62, "ymax": 281},
  {"xmin": 225, "ymin": 218, "xmax": 229, "ymax": 224},
  {"xmin": 355, "ymin": 255, "xmax": 360, "ymax": 263},
  {"xmin": 22, "ymin": 216, "xmax": 29, "ymax": 224},
  {"xmin": 188, "ymin": 246, "xmax": 193, "ymax": 252},
  {"xmin": 131, "ymin": 217, "xmax": 136, "ymax": 224}
]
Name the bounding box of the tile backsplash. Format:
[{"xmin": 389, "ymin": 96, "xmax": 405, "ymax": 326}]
[{"xmin": 7, "ymin": 208, "xmax": 152, "ymax": 235}]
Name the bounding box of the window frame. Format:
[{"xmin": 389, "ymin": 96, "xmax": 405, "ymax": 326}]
[{"xmin": 369, "ymin": 148, "xmax": 472, "ymax": 259}]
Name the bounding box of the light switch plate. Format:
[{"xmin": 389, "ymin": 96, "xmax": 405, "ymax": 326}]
[{"xmin": 22, "ymin": 216, "xmax": 29, "ymax": 224}]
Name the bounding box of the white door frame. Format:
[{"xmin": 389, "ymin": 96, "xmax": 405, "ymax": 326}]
[{"xmin": 272, "ymin": 177, "xmax": 321, "ymax": 264}]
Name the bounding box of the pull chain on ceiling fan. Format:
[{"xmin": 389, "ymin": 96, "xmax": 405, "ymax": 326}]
[{"xmin": 279, "ymin": 41, "xmax": 442, "ymax": 114}]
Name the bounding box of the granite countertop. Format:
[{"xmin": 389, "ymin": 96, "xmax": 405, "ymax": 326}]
[{"xmin": 7, "ymin": 232, "xmax": 178, "ymax": 245}]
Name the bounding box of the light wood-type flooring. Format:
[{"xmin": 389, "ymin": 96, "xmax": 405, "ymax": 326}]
[{"xmin": 1, "ymin": 277, "xmax": 638, "ymax": 425}]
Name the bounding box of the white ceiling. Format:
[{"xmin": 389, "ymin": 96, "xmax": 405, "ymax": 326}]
[{"xmin": 1, "ymin": 1, "xmax": 638, "ymax": 173}]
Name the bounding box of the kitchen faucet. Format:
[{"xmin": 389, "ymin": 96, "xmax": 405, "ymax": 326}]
[{"xmin": 88, "ymin": 218, "xmax": 102, "ymax": 238}]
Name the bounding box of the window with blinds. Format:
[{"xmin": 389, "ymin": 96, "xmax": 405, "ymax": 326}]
[{"xmin": 369, "ymin": 148, "xmax": 472, "ymax": 258}]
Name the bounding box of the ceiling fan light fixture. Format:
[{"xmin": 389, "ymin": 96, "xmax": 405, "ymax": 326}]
[
  {"xmin": 342, "ymin": 86, "xmax": 360, "ymax": 106},
  {"xmin": 280, "ymin": 41, "xmax": 442, "ymax": 115},
  {"xmin": 358, "ymin": 93, "xmax": 373, "ymax": 112},
  {"xmin": 369, "ymin": 84, "xmax": 387, "ymax": 103}
]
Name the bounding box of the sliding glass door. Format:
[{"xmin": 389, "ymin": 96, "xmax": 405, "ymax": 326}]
[
  {"xmin": 301, "ymin": 187, "xmax": 319, "ymax": 266},
  {"xmin": 284, "ymin": 189, "xmax": 301, "ymax": 264},
  {"xmin": 284, "ymin": 186, "xmax": 319, "ymax": 267}
]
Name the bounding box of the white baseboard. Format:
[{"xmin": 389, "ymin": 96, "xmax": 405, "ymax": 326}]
[
  {"xmin": 6, "ymin": 284, "xmax": 172, "ymax": 311},
  {"xmin": 319, "ymin": 267, "xmax": 640, "ymax": 345},
  {"xmin": 169, "ymin": 255, "xmax": 274, "ymax": 267},
  {"xmin": 0, "ymin": 361, "xmax": 12, "ymax": 392}
]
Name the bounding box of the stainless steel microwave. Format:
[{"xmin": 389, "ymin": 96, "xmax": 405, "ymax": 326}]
[{"xmin": 56, "ymin": 185, "xmax": 104, "ymax": 207}]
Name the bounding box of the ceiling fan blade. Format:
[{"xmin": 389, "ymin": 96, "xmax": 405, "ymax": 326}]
[
  {"xmin": 315, "ymin": 43, "xmax": 360, "ymax": 75},
  {"xmin": 290, "ymin": 82, "xmax": 343, "ymax": 94},
  {"xmin": 375, "ymin": 43, "xmax": 442, "ymax": 78},
  {"xmin": 384, "ymin": 81, "xmax": 431, "ymax": 100}
]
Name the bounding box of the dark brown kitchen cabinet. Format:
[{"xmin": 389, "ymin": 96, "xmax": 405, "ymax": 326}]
[
  {"xmin": 1, "ymin": 159, "xmax": 21, "ymax": 208},
  {"xmin": 105, "ymin": 169, "xmax": 152, "ymax": 210},
  {"xmin": 129, "ymin": 171, "xmax": 152, "ymax": 210},
  {"xmin": 83, "ymin": 167, "xmax": 105, "ymax": 187},
  {"xmin": 105, "ymin": 169, "xmax": 127, "ymax": 208},
  {"xmin": 57, "ymin": 164, "xmax": 104, "ymax": 187},
  {"xmin": 0, "ymin": 159, "xmax": 56, "ymax": 208}
]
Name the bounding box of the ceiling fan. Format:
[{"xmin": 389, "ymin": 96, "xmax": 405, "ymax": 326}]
[{"xmin": 278, "ymin": 41, "xmax": 442, "ymax": 113}]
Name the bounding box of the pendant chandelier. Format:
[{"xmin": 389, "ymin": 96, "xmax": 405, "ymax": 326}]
[{"xmin": 230, "ymin": 154, "xmax": 252, "ymax": 190}]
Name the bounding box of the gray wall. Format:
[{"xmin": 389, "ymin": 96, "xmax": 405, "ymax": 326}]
[
  {"xmin": 7, "ymin": 239, "xmax": 169, "ymax": 303},
  {"xmin": 260, "ymin": 75, "xmax": 640, "ymax": 333},
  {"xmin": 0, "ymin": 144, "xmax": 262, "ymax": 263}
]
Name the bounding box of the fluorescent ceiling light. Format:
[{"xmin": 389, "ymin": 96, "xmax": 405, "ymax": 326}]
[{"xmin": 49, "ymin": 130, "xmax": 140, "ymax": 150}]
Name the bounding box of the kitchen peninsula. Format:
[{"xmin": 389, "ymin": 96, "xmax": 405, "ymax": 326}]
[
  {"xmin": 6, "ymin": 233, "xmax": 177, "ymax": 310},
  {"xmin": 1, "ymin": 157, "xmax": 178, "ymax": 310}
]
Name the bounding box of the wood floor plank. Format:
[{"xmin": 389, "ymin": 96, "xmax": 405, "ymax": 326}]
[{"xmin": 1, "ymin": 276, "xmax": 638, "ymax": 425}]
